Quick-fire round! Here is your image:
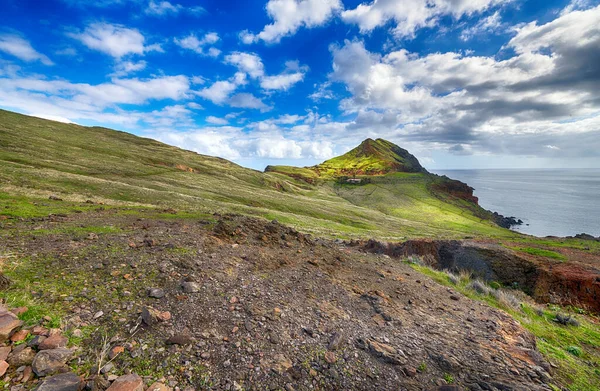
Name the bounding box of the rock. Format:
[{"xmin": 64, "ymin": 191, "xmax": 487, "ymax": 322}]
[
  {"xmin": 22, "ymin": 365, "xmax": 33, "ymax": 383},
  {"xmin": 39, "ymin": 334, "xmax": 68, "ymax": 350},
  {"xmin": 32, "ymin": 326, "xmax": 50, "ymax": 336},
  {"xmin": 106, "ymin": 374, "xmax": 144, "ymax": 391},
  {"xmin": 166, "ymin": 334, "xmax": 193, "ymax": 345},
  {"xmin": 181, "ymin": 282, "xmax": 200, "ymax": 293},
  {"xmin": 10, "ymin": 329, "xmax": 30, "ymax": 342},
  {"xmin": 0, "ymin": 346, "xmax": 11, "ymax": 361},
  {"xmin": 324, "ymin": 351, "xmax": 337, "ymax": 364},
  {"xmin": 147, "ymin": 288, "xmax": 165, "ymax": 299},
  {"xmin": 0, "ymin": 360, "xmax": 8, "ymax": 376},
  {"xmin": 34, "ymin": 372, "xmax": 81, "ymax": 391},
  {"xmin": 356, "ymin": 338, "xmax": 407, "ymax": 365},
  {"xmin": 49, "ymin": 196, "xmax": 63, "ymax": 201},
  {"xmin": 141, "ymin": 307, "xmax": 170, "ymax": 326},
  {"xmin": 32, "ymin": 348, "xmax": 73, "ymax": 377},
  {"xmin": 403, "ymin": 367, "xmax": 417, "ymax": 377},
  {"xmin": 100, "ymin": 362, "xmax": 114, "ymax": 374},
  {"xmin": 108, "ymin": 346, "xmax": 124, "ymax": 360},
  {"xmin": 86, "ymin": 233, "xmax": 98, "ymax": 240},
  {"xmin": 11, "ymin": 307, "xmax": 28, "ymax": 316},
  {"xmin": 146, "ymin": 382, "xmax": 172, "ymax": 391},
  {"xmin": 273, "ymin": 308, "xmax": 282, "ymax": 318},
  {"xmin": 271, "ymin": 354, "xmax": 292, "ymax": 375},
  {"xmin": 93, "ymin": 311, "xmax": 104, "ymax": 320},
  {"xmin": 0, "ymin": 311, "xmax": 24, "ymax": 342},
  {"xmin": 8, "ymin": 346, "xmax": 36, "ymax": 367},
  {"xmin": 28, "ymin": 335, "xmax": 47, "ymax": 348},
  {"xmin": 433, "ymin": 387, "xmax": 462, "ymax": 391},
  {"xmin": 328, "ymin": 332, "xmax": 344, "ymax": 351}
]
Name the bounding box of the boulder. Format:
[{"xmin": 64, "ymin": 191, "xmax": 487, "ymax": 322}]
[
  {"xmin": 0, "ymin": 311, "xmax": 23, "ymax": 342},
  {"xmin": 0, "ymin": 360, "xmax": 8, "ymax": 376},
  {"xmin": 181, "ymin": 282, "xmax": 200, "ymax": 293},
  {"xmin": 39, "ymin": 334, "xmax": 68, "ymax": 350},
  {"xmin": 34, "ymin": 372, "xmax": 81, "ymax": 391},
  {"xmin": 32, "ymin": 348, "xmax": 73, "ymax": 377},
  {"xmin": 8, "ymin": 345, "xmax": 36, "ymax": 367},
  {"xmin": 0, "ymin": 346, "xmax": 11, "ymax": 361},
  {"xmin": 146, "ymin": 383, "xmax": 172, "ymax": 391},
  {"xmin": 106, "ymin": 374, "xmax": 144, "ymax": 391}
]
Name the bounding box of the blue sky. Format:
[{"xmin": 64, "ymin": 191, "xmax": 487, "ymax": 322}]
[{"xmin": 1, "ymin": 0, "xmax": 599, "ymax": 170}]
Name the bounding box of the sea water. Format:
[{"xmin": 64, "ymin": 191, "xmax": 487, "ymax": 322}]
[{"xmin": 433, "ymin": 169, "xmax": 600, "ymax": 238}]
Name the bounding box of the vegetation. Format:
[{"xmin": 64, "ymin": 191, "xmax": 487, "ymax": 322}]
[
  {"xmin": 408, "ymin": 261, "xmax": 600, "ymax": 391},
  {"xmin": 511, "ymin": 247, "xmax": 567, "ymax": 261}
]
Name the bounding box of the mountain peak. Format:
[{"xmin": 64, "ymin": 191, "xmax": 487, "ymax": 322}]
[{"xmin": 312, "ymin": 138, "xmax": 427, "ymax": 177}]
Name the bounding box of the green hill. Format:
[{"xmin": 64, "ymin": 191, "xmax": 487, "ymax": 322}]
[{"xmin": 0, "ymin": 109, "xmax": 514, "ymax": 240}]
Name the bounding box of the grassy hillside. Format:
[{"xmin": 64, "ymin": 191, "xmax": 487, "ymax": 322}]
[{"xmin": 0, "ymin": 109, "xmax": 514, "ymax": 240}]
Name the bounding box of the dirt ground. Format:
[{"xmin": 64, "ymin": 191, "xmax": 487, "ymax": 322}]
[{"xmin": 0, "ymin": 209, "xmax": 556, "ymax": 391}]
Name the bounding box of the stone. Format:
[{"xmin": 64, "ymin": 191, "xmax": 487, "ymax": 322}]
[
  {"xmin": 32, "ymin": 326, "xmax": 50, "ymax": 336},
  {"xmin": 11, "ymin": 307, "xmax": 28, "ymax": 316},
  {"xmin": 356, "ymin": 338, "xmax": 407, "ymax": 365},
  {"xmin": 147, "ymin": 288, "xmax": 165, "ymax": 299},
  {"xmin": 93, "ymin": 311, "xmax": 104, "ymax": 320},
  {"xmin": 146, "ymin": 382, "xmax": 172, "ymax": 391},
  {"xmin": 0, "ymin": 346, "xmax": 11, "ymax": 361},
  {"xmin": 166, "ymin": 334, "xmax": 193, "ymax": 345},
  {"xmin": 324, "ymin": 351, "xmax": 337, "ymax": 364},
  {"xmin": 34, "ymin": 372, "xmax": 81, "ymax": 391},
  {"xmin": 403, "ymin": 367, "xmax": 417, "ymax": 377},
  {"xmin": 32, "ymin": 348, "xmax": 73, "ymax": 377},
  {"xmin": 106, "ymin": 374, "xmax": 144, "ymax": 391},
  {"xmin": 10, "ymin": 329, "xmax": 30, "ymax": 342},
  {"xmin": 39, "ymin": 334, "xmax": 68, "ymax": 350},
  {"xmin": 0, "ymin": 360, "xmax": 8, "ymax": 376},
  {"xmin": 271, "ymin": 354, "xmax": 292, "ymax": 375},
  {"xmin": 0, "ymin": 311, "xmax": 23, "ymax": 342},
  {"xmin": 22, "ymin": 366, "xmax": 33, "ymax": 383},
  {"xmin": 100, "ymin": 362, "xmax": 114, "ymax": 374},
  {"xmin": 86, "ymin": 233, "xmax": 99, "ymax": 241},
  {"xmin": 181, "ymin": 282, "xmax": 200, "ymax": 294},
  {"xmin": 28, "ymin": 335, "xmax": 47, "ymax": 348},
  {"xmin": 108, "ymin": 346, "xmax": 124, "ymax": 360},
  {"xmin": 141, "ymin": 307, "xmax": 170, "ymax": 326},
  {"xmin": 328, "ymin": 332, "xmax": 344, "ymax": 351},
  {"xmin": 8, "ymin": 346, "xmax": 36, "ymax": 367}
]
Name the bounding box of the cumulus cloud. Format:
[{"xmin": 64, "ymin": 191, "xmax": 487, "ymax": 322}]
[
  {"xmin": 342, "ymin": 0, "xmax": 512, "ymax": 38},
  {"xmin": 460, "ymin": 11, "xmax": 503, "ymax": 40},
  {"xmin": 174, "ymin": 32, "xmax": 220, "ymax": 56},
  {"xmin": 205, "ymin": 115, "xmax": 228, "ymax": 125},
  {"xmin": 327, "ymin": 5, "xmax": 600, "ymax": 158},
  {"xmin": 0, "ymin": 34, "xmax": 53, "ymax": 65},
  {"xmin": 224, "ymin": 53, "xmax": 308, "ymax": 92},
  {"xmin": 242, "ymin": 0, "xmax": 343, "ymax": 44},
  {"xmin": 68, "ymin": 23, "xmax": 162, "ymax": 58},
  {"xmin": 111, "ymin": 60, "xmax": 147, "ymax": 77},
  {"xmin": 229, "ymin": 93, "xmax": 271, "ymax": 111}
]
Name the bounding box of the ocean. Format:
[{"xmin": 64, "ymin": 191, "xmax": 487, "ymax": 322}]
[{"xmin": 433, "ymin": 169, "xmax": 600, "ymax": 238}]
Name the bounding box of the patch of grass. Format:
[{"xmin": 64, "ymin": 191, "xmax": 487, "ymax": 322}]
[
  {"xmin": 511, "ymin": 247, "xmax": 567, "ymax": 261},
  {"xmin": 443, "ymin": 373, "xmax": 455, "ymax": 384}
]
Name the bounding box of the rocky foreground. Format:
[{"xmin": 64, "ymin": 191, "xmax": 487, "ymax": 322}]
[{"xmin": 0, "ymin": 210, "xmax": 557, "ymax": 391}]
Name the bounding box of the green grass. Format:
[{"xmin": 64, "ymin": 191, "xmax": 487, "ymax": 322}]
[
  {"xmin": 0, "ymin": 109, "xmax": 521, "ymax": 241},
  {"xmin": 512, "ymin": 247, "xmax": 567, "ymax": 261},
  {"xmin": 409, "ymin": 263, "xmax": 600, "ymax": 391}
]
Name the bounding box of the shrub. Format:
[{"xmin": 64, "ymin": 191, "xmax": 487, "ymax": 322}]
[
  {"xmin": 445, "ymin": 270, "xmax": 460, "ymax": 285},
  {"xmin": 492, "ymin": 289, "xmax": 521, "ymax": 309},
  {"xmin": 489, "ymin": 281, "xmax": 501, "ymax": 290},
  {"xmin": 555, "ymin": 313, "xmax": 580, "ymax": 327},
  {"xmin": 405, "ymin": 255, "xmax": 424, "ymax": 266},
  {"xmin": 566, "ymin": 346, "xmax": 582, "ymax": 357},
  {"xmin": 468, "ymin": 280, "xmax": 491, "ymax": 295}
]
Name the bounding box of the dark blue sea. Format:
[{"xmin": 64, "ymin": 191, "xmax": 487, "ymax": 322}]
[{"xmin": 433, "ymin": 169, "xmax": 600, "ymax": 238}]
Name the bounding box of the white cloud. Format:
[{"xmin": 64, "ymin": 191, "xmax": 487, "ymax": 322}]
[
  {"xmin": 460, "ymin": 11, "xmax": 503, "ymax": 40},
  {"xmin": 145, "ymin": 0, "xmax": 181, "ymax": 16},
  {"xmin": 111, "ymin": 60, "xmax": 147, "ymax": 77},
  {"xmin": 206, "ymin": 116, "xmax": 229, "ymax": 125},
  {"xmin": 68, "ymin": 23, "xmax": 161, "ymax": 58},
  {"xmin": 225, "ymin": 52, "xmax": 265, "ymax": 78},
  {"xmin": 0, "ymin": 34, "xmax": 53, "ymax": 65},
  {"xmin": 196, "ymin": 73, "xmax": 246, "ymax": 104},
  {"xmin": 229, "ymin": 93, "xmax": 271, "ymax": 111},
  {"xmin": 326, "ymin": 5, "xmax": 600, "ymax": 158},
  {"xmin": 342, "ymin": 0, "xmax": 512, "ymax": 38},
  {"xmin": 243, "ymin": 0, "xmax": 343, "ymax": 44},
  {"xmin": 261, "ymin": 72, "xmax": 305, "ymax": 91},
  {"xmin": 174, "ymin": 32, "xmax": 220, "ymax": 56}
]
